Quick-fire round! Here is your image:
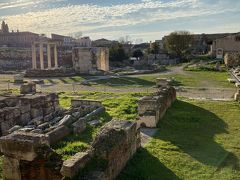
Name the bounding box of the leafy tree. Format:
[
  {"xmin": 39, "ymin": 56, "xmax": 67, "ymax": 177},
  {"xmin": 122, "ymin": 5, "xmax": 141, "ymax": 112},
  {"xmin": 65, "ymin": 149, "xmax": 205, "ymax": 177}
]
[
  {"xmin": 109, "ymin": 43, "xmax": 128, "ymax": 62},
  {"xmin": 165, "ymin": 31, "xmax": 193, "ymax": 59},
  {"xmin": 132, "ymin": 49, "xmax": 144, "ymax": 60}
]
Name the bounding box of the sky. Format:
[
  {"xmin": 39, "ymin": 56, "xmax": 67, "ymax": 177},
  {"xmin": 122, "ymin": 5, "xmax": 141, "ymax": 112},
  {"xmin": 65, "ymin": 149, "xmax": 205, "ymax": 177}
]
[{"xmin": 0, "ymin": 0, "xmax": 240, "ymax": 42}]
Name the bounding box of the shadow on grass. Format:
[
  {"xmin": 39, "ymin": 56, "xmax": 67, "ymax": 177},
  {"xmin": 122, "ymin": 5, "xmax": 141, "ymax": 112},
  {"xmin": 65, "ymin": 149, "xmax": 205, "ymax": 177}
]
[
  {"xmin": 155, "ymin": 100, "xmax": 239, "ymax": 167},
  {"xmin": 117, "ymin": 148, "xmax": 181, "ymax": 180},
  {"xmin": 46, "ymin": 79, "xmax": 57, "ymax": 84},
  {"xmin": 170, "ymin": 79, "xmax": 183, "ymax": 87},
  {"xmin": 93, "ymin": 77, "xmax": 155, "ymax": 87}
]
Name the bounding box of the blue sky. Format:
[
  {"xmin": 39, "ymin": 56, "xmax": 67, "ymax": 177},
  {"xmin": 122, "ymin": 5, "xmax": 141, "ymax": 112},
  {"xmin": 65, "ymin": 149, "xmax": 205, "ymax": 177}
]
[{"xmin": 0, "ymin": 0, "xmax": 240, "ymax": 42}]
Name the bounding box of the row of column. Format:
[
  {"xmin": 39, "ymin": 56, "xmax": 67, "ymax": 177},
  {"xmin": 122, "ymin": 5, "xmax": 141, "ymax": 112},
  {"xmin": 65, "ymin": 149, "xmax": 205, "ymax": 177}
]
[{"xmin": 32, "ymin": 42, "xmax": 58, "ymax": 70}]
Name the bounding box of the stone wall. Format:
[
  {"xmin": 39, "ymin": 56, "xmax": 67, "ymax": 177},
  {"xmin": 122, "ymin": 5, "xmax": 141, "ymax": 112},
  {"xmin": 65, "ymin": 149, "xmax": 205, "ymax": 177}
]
[
  {"xmin": 72, "ymin": 47, "xmax": 109, "ymax": 74},
  {"xmin": 0, "ymin": 120, "xmax": 140, "ymax": 180},
  {"xmin": 25, "ymin": 68, "xmax": 75, "ymax": 77},
  {"xmin": 224, "ymin": 52, "xmax": 240, "ymax": 67},
  {"xmin": 0, "ymin": 98, "xmax": 106, "ymax": 180},
  {"xmin": 137, "ymin": 79, "xmax": 176, "ymax": 127},
  {"xmin": 0, "ymin": 93, "xmax": 59, "ymax": 136},
  {"xmin": 0, "ymin": 48, "xmax": 32, "ymax": 70},
  {"xmin": 61, "ymin": 120, "xmax": 141, "ymax": 179}
]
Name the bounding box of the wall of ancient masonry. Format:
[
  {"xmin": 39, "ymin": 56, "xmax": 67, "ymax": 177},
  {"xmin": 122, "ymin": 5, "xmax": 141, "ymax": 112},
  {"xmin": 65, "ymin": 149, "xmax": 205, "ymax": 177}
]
[
  {"xmin": 224, "ymin": 52, "xmax": 240, "ymax": 67},
  {"xmin": 72, "ymin": 47, "xmax": 109, "ymax": 74},
  {"xmin": 0, "ymin": 97, "xmax": 106, "ymax": 180},
  {"xmin": 61, "ymin": 120, "xmax": 141, "ymax": 179},
  {"xmin": 0, "ymin": 119, "xmax": 140, "ymax": 180},
  {"xmin": 137, "ymin": 79, "xmax": 176, "ymax": 127},
  {"xmin": 0, "ymin": 93, "xmax": 59, "ymax": 136}
]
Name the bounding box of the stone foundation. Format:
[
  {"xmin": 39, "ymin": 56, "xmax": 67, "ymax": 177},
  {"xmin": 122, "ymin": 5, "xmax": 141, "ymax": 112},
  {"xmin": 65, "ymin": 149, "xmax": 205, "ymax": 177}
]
[
  {"xmin": 0, "ymin": 120, "xmax": 140, "ymax": 180},
  {"xmin": 137, "ymin": 79, "xmax": 176, "ymax": 127},
  {"xmin": 61, "ymin": 120, "xmax": 141, "ymax": 179},
  {"xmin": 25, "ymin": 68, "xmax": 75, "ymax": 77}
]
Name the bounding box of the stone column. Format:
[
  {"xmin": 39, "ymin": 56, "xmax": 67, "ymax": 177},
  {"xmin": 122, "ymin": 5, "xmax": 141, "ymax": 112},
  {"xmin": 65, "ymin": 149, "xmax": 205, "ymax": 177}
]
[
  {"xmin": 31, "ymin": 44, "xmax": 37, "ymax": 69},
  {"xmin": 54, "ymin": 44, "xmax": 58, "ymax": 68},
  {"xmin": 40, "ymin": 42, "xmax": 44, "ymax": 70},
  {"xmin": 47, "ymin": 44, "xmax": 51, "ymax": 69}
]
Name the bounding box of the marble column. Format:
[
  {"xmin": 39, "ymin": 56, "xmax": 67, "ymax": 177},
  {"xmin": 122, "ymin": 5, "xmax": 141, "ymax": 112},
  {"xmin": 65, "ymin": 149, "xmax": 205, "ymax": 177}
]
[
  {"xmin": 31, "ymin": 44, "xmax": 37, "ymax": 69},
  {"xmin": 39, "ymin": 43, "xmax": 44, "ymax": 70},
  {"xmin": 47, "ymin": 44, "xmax": 51, "ymax": 69},
  {"xmin": 54, "ymin": 45, "xmax": 58, "ymax": 68}
]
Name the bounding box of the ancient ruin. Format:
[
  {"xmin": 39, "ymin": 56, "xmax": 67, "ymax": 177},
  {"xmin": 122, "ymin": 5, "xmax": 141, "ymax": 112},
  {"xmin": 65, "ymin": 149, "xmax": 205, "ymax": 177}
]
[
  {"xmin": 137, "ymin": 78, "xmax": 176, "ymax": 127},
  {"xmin": 224, "ymin": 52, "xmax": 240, "ymax": 67},
  {"xmin": 0, "ymin": 118, "xmax": 140, "ymax": 179},
  {"xmin": 0, "ymin": 83, "xmax": 141, "ymax": 180},
  {"xmin": 72, "ymin": 47, "xmax": 109, "ymax": 74},
  {"xmin": 32, "ymin": 41, "xmax": 58, "ymax": 70}
]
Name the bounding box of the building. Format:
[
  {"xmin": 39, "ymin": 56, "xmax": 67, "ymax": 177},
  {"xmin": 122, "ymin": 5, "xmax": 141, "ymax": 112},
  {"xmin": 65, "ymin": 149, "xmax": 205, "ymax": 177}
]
[
  {"xmin": 51, "ymin": 34, "xmax": 75, "ymax": 47},
  {"xmin": 211, "ymin": 33, "xmax": 240, "ymax": 59},
  {"xmin": 75, "ymin": 36, "xmax": 92, "ymax": 47},
  {"xmin": 0, "ymin": 21, "xmax": 39, "ymax": 47},
  {"xmin": 72, "ymin": 47, "xmax": 109, "ymax": 74},
  {"xmin": 92, "ymin": 38, "xmax": 118, "ymax": 47}
]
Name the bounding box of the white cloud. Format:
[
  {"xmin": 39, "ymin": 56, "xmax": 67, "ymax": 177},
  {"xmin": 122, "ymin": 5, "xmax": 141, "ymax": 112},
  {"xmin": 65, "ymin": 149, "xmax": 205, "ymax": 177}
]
[{"xmin": 1, "ymin": 0, "xmax": 240, "ymax": 40}]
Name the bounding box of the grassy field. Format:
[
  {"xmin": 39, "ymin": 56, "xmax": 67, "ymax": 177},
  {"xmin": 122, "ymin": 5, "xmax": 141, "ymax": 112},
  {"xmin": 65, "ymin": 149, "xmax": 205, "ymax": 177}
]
[
  {"xmin": 118, "ymin": 98, "xmax": 240, "ymax": 180},
  {"xmin": 91, "ymin": 71, "xmax": 232, "ymax": 89}
]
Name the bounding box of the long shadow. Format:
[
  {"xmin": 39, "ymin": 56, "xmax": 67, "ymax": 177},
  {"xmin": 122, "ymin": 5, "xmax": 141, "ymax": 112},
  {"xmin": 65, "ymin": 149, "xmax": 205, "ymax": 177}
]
[
  {"xmin": 93, "ymin": 77, "xmax": 155, "ymax": 87},
  {"xmin": 46, "ymin": 79, "xmax": 56, "ymax": 84},
  {"xmin": 155, "ymin": 100, "xmax": 239, "ymax": 167},
  {"xmin": 117, "ymin": 148, "xmax": 181, "ymax": 180}
]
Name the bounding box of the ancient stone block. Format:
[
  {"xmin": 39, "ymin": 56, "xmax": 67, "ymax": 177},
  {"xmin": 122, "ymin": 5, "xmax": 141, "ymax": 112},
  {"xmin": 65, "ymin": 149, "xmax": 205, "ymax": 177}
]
[
  {"xmin": 61, "ymin": 151, "xmax": 92, "ymax": 178},
  {"xmin": 20, "ymin": 83, "xmax": 36, "ymax": 94},
  {"xmin": 20, "ymin": 112, "xmax": 31, "ymax": 125},
  {"xmin": 71, "ymin": 99, "xmax": 102, "ymax": 108},
  {"xmin": 72, "ymin": 118, "xmax": 86, "ymax": 135},
  {"xmin": 46, "ymin": 125, "xmax": 71, "ymax": 145},
  {"xmin": 137, "ymin": 85, "xmax": 176, "ymax": 128},
  {"xmin": 3, "ymin": 156, "xmax": 21, "ymax": 180},
  {"xmin": 0, "ymin": 132, "xmax": 49, "ymax": 161},
  {"xmin": 58, "ymin": 115, "xmax": 74, "ymax": 126},
  {"xmin": 31, "ymin": 108, "xmax": 43, "ymax": 119}
]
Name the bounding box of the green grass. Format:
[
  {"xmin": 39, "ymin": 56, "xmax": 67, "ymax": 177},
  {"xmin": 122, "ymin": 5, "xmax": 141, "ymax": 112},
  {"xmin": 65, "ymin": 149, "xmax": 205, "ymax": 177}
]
[
  {"xmin": 118, "ymin": 99, "xmax": 240, "ymax": 180},
  {"xmin": 92, "ymin": 71, "xmax": 232, "ymax": 89},
  {"xmin": 54, "ymin": 92, "xmax": 147, "ymax": 159}
]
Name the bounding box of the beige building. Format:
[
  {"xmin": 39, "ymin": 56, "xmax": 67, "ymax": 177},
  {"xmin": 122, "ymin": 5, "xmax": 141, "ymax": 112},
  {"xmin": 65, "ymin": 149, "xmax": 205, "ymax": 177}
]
[
  {"xmin": 211, "ymin": 33, "xmax": 240, "ymax": 59},
  {"xmin": 72, "ymin": 47, "xmax": 109, "ymax": 74}
]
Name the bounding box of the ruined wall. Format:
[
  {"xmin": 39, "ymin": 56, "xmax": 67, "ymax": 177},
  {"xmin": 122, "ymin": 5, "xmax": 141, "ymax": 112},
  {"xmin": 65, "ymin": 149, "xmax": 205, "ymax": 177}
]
[
  {"xmin": 137, "ymin": 79, "xmax": 176, "ymax": 127},
  {"xmin": 0, "ymin": 98, "xmax": 105, "ymax": 180},
  {"xmin": 0, "ymin": 93, "xmax": 59, "ymax": 136},
  {"xmin": 61, "ymin": 120, "xmax": 141, "ymax": 179},
  {"xmin": 0, "ymin": 120, "xmax": 140, "ymax": 180},
  {"xmin": 224, "ymin": 52, "xmax": 240, "ymax": 67},
  {"xmin": 72, "ymin": 47, "xmax": 109, "ymax": 74},
  {"xmin": 0, "ymin": 48, "xmax": 31, "ymax": 70}
]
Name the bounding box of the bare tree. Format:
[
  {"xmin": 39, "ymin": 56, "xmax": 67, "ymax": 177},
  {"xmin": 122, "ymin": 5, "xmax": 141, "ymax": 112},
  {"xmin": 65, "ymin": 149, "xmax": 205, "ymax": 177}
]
[{"xmin": 165, "ymin": 31, "xmax": 193, "ymax": 59}]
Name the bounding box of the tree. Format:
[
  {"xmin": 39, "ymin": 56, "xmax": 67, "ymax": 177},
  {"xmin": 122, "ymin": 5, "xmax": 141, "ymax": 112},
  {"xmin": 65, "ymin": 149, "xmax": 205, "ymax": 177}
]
[
  {"xmin": 109, "ymin": 43, "xmax": 128, "ymax": 62},
  {"xmin": 151, "ymin": 42, "xmax": 160, "ymax": 60},
  {"xmin": 132, "ymin": 49, "xmax": 143, "ymax": 60},
  {"xmin": 165, "ymin": 31, "xmax": 193, "ymax": 59}
]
